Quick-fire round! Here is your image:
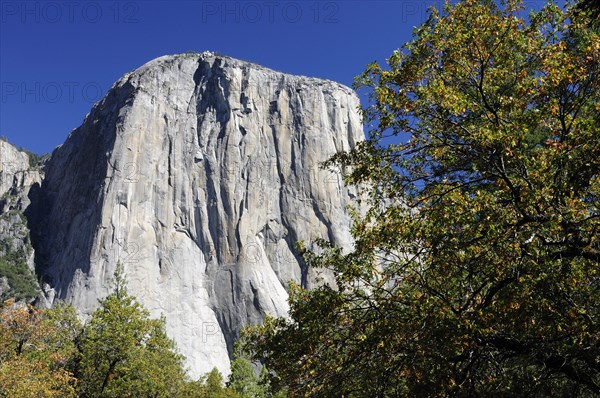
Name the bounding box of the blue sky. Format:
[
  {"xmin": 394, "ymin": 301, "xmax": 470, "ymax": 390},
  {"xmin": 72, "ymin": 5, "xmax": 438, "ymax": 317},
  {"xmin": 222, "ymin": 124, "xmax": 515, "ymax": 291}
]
[
  {"xmin": 2, "ymin": 0, "xmax": 551, "ymax": 155},
  {"xmin": 1, "ymin": 0, "xmax": 441, "ymax": 154}
]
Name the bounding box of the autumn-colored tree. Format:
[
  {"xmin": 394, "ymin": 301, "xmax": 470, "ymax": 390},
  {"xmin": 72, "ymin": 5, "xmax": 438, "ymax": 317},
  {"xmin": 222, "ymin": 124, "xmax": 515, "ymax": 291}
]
[
  {"xmin": 0, "ymin": 300, "xmax": 78, "ymax": 397},
  {"xmin": 247, "ymin": 0, "xmax": 599, "ymax": 396}
]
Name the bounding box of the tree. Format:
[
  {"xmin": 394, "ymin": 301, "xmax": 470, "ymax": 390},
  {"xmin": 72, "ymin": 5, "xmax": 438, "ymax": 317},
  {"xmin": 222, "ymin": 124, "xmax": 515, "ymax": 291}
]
[
  {"xmin": 575, "ymin": 0, "xmax": 600, "ymax": 24},
  {"xmin": 227, "ymin": 343, "xmax": 265, "ymax": 398},
  {"xmin": 77, "ymin": 264, "xmax": 188, "ymax": 397},
  {"xmin": 201, "ymin": 367, "xmax": 241, "ymax": 398},
  {"xmin": 0, "ymin": 243, "xmax": 39, "ymax": 301},
  {"xmin": 0, "ymin": 357, "xmax": 76, "ymax": 398},
  {"xmin": 205, "ymin": 368, "xmax": 227, "ymax": 395},
  {"xmin": 247, "ymin": 0, "xmax": 600, "ymax": 396},
  {"xmin": 0, "ymin": 299, "xmax": 78, "ymax": 397},
  {"xmin": 257, "ymin": 366, "xmax": 287, "ymax": 398}
]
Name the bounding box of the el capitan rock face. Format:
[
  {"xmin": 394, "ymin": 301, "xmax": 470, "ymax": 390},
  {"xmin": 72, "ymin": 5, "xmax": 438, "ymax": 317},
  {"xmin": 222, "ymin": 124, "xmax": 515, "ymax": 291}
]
[{"xmin": 29, "ymin": 52, "xmax": 363, "ymax": 378}]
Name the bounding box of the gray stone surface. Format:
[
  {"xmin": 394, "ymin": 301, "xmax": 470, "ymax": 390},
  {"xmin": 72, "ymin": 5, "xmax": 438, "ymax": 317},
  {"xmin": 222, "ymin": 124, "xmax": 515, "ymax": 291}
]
[
  {"xmin": 0, "ymin": 141, "xmax": 43, "ymax": 298},
  {"xmin": 0, "ymin": 142, "xmax": 27, "ymax": 197},
  {"xmin": 0, "ymin": 141, "xmax": 39, "ymax": 200},
  {"xmin": 30, "ymin": 52, "xmax": 363, "ymax": 378}
]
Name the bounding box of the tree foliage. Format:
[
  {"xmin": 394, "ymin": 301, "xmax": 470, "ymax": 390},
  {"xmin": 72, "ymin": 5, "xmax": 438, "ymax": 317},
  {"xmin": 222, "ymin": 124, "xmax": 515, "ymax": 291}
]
[
  {"xmin": 0, "ymin": 263, "xmax": 268, "ymax": 398},
  {"xmin": 0, "ymin": 234, "xmax": 39, "ymax": 301},
  {"xmin": 226, "ymin": 343, "xmax": 286, "ymax": 398},
  {"xmin": 77, "ymin": 263, "xmax": 188, "ymax": 397},
  {"xmin": 246, "ymin": 0, "xmax": 600, "ymax": 396},
  {"xmin": 0, "ymin": 300, "xmax": 78, "ymax": 397},
  {"xmin": 227, "ymin": 345, "xmax": 264, "ymax": 398}
]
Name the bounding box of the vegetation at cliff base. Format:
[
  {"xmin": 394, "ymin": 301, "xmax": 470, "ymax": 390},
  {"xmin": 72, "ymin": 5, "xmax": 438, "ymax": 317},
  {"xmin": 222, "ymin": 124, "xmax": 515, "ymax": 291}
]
[
  {"xmin": 246, "ymin": 0, "xmax": 600, "ymax": 396},
  {"xmin": 0, "ymin": 234, "xmax": 39, "ymax": 301},
  {"xmin": 0, "ymin": 264, "xmax": 281, "ymax": 397}
]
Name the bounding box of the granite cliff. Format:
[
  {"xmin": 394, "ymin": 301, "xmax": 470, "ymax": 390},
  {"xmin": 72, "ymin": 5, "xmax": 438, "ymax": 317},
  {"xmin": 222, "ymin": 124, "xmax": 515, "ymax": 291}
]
[
  {"xmin": 4, "ymin": 52, "xmax": 363, "ymax": 378},
  {"xmin": 0, "ymin": 141, "xmax": 43, "ymax": 300}
]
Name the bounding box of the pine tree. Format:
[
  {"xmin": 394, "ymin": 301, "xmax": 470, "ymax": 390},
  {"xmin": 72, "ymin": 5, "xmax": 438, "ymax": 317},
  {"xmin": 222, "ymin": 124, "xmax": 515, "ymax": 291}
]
[{"xmin": 77, "ymin": 263, "xmax": 188, "ymax": 397}]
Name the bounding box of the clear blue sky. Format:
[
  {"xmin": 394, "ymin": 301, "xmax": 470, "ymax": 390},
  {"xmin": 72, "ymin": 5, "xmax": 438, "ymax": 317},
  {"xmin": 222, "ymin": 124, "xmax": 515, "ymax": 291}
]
[
  {"xmin": 1, "ymin": 0, "xmax": 441, "ymax": 154},
  {"xmin": 2, "ymin": 0, "xmax": 551, "ymax": 155}
]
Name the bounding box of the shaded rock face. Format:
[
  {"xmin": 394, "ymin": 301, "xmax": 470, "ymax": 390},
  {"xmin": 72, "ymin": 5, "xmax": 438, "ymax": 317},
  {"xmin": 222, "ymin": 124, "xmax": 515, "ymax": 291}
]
[{"xmin": 31, "ymin": 52, "xmax": 363, "ymax": 378}]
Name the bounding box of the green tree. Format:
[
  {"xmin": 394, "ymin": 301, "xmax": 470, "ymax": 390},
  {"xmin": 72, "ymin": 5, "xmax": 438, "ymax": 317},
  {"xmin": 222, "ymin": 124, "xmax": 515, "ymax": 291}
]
[
  {"xmin": 247, "ymin": 0, "xmax": 599, "ymax": 396},
  {"xmin": 77, "ymin": 263, "xmax": 188, "ymax": 397},
  {"xmin": 205, "ymin": 368, "xmax": 226, "ymax": 395},
  {"xmin": 227, "ymin": 344, "xmax": 264, "ymax": 398},
  {"xmin": 258, "ymin": 366, "xmax": 286, "ymax": 398},
  {"xmin": 202, "ymin": 367, "xmax": 241, "ymax": 398},
  {"xmin": 0, "ymin": 241, "xmax": 39, "ymax": 301},
  {"xmin": 575, "ymin": 0, "xmax": 600, "ymax": 24}
]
